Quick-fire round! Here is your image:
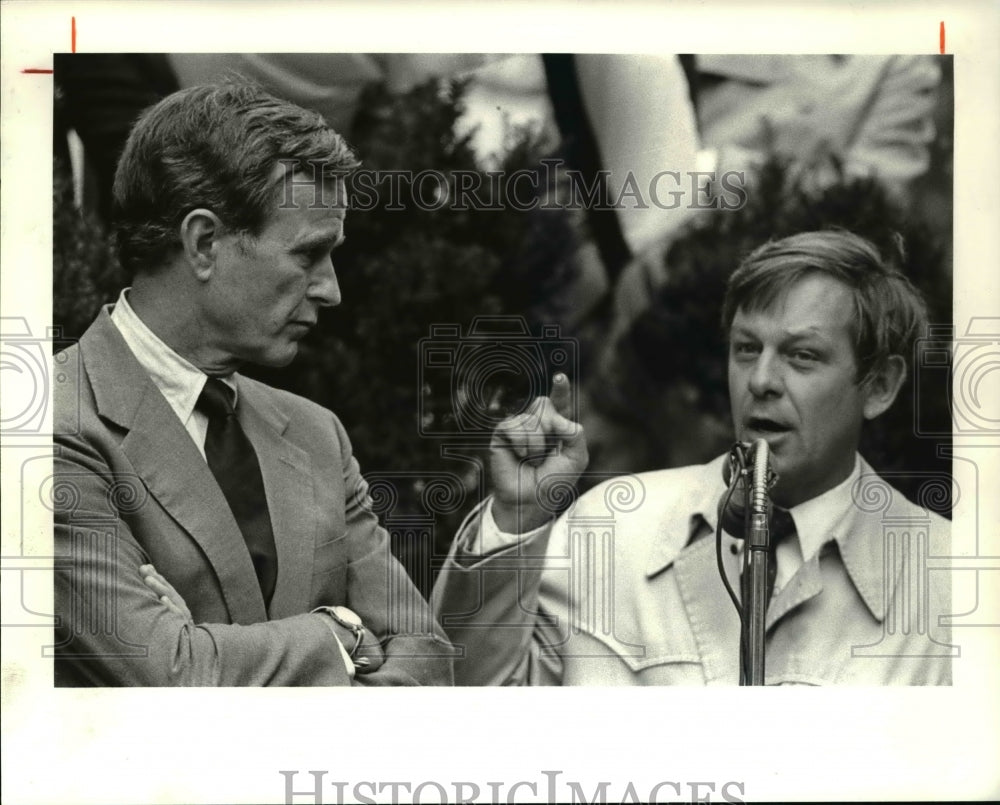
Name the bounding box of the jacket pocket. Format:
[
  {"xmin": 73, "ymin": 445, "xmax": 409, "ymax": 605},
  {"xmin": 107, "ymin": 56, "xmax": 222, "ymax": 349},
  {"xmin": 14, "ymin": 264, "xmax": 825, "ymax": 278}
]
[{"xmin": 312, "ymin": 530, "xmax": 350, "ymax": 576}]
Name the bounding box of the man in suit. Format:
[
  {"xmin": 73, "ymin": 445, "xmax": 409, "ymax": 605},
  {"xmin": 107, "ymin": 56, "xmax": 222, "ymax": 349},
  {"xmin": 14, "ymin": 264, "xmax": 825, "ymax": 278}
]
[
  {"xmin": 432, "ymin": 229, "xmax": 952, "ymax": 685},
  {"xmin": 53, "ymin": 81, "xmax": 453, "ymax": 686}
]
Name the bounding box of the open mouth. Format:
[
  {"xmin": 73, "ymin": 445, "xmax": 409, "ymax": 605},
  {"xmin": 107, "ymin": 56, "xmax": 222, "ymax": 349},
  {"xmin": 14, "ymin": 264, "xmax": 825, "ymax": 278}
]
[{"xmin": 745, "ymin": 417, "xmax": 790, "ymax": 434}]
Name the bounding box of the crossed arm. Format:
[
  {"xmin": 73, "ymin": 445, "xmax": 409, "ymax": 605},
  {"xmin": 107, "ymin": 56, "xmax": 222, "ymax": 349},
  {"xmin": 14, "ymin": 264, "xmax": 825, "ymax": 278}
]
[{"xmin": 53, "ymin": 425, "xmax": 454, "ymax": 687}]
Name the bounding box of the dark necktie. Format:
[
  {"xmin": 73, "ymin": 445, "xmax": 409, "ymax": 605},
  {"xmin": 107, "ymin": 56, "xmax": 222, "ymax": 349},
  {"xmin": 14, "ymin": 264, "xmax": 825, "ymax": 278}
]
[
  {"xmin": 196, "ymin": 377, "xmax": 277, "ymax": 605},
  {"xmin": 765, "ymin": 507, "xmax": 796, "ymax": 607},
  {"xmin": 742, "ymin": 506, "xmax": 797, "ymax": 612}
]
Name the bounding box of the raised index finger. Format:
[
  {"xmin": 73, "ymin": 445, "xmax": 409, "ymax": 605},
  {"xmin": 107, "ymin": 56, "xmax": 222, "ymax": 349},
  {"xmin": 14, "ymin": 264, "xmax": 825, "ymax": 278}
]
[{"xmin": 549, "ymin": 373, "xmax": 574, "ymax": 419}]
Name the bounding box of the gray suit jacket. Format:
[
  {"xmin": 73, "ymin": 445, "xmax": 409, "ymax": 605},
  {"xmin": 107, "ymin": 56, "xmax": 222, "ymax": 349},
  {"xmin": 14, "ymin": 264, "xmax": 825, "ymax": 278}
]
[{"xmin": 54, "ymin": 308, "xmax": 453, "ymax": 686}]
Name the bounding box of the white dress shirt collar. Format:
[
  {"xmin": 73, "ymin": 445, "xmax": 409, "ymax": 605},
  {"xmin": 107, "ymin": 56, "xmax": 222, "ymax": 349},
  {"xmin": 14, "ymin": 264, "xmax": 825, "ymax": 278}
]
[
  {"xmin": 687, "ymin": 452, "xmax": 863, "ymax": 596},
  {"xmin": 788, "ymin": 454, "xmax": 862, "ymax": 564}
]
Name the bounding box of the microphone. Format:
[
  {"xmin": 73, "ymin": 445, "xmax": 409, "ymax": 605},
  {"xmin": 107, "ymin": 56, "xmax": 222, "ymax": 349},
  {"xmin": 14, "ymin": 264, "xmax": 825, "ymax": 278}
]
[
  {"xmin": 715, "ymin": 439, "xmax": 777, "ymax": 685},
  {"xmin": 718, "ymin": 439, "xmax": 775, "ymax": 538},
  {"xmin": 718, "ymin": 439, "xmax": 776, "ymax": 686}
]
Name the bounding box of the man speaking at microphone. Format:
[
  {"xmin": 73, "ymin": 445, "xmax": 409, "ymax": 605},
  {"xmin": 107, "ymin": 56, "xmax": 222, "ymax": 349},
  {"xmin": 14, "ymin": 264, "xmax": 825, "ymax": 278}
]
[{"xmin": 432, "ymin": 229, "xmax": 951, "ymax": 685}]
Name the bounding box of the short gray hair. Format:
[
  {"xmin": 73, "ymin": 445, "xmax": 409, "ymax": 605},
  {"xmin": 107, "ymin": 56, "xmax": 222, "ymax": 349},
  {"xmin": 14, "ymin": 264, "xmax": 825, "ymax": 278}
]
[{"xmin": 112, "ymin": 80, "xmax": 360, "ymax": 276}]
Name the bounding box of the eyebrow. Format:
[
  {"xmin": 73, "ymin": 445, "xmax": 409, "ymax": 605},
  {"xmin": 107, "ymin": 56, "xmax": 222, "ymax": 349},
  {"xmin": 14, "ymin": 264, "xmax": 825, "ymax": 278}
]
[
  {"xmin": 293, "ymin": 232, "xmax": 346, "ymax": 252},
  {"xmin": 729, "ymin": 324, "xmax": 830, "ymax": 341}
]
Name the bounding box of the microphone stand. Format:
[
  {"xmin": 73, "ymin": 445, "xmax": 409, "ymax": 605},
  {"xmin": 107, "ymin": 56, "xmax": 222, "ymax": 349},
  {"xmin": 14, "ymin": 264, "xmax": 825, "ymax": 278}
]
[{"xmin": 742, "ymin": 440, "xmax": 772, "ymax": 686}]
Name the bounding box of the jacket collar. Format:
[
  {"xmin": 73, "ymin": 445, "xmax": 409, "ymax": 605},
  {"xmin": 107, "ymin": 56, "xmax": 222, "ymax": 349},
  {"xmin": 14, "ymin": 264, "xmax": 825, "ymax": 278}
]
[
  {"xmin": 82, "ymin": 306, "xmax": 160, "ymax": 432},
  {"xmin": 644, "ymin": 452, "xmax": 904, "ymax": 622},
  {"xmin": 645, "ymin": 455, "xmax": 726, "ymax": 580},
  {"xmin": 837, "ymin": 458, "xmax": 917, "ymax": 623}
]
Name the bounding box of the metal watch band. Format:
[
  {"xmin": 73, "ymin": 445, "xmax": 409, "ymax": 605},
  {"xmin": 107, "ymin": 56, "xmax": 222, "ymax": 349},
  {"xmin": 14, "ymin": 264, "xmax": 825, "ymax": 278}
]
[{"xmin": 311, "ymin": 606, "xmax": 364, "ymax": 658}]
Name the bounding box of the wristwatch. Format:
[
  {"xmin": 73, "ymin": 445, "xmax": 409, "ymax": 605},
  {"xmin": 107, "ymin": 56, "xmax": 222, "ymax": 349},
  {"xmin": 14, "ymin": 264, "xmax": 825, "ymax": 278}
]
[{"xmin": 312, "ymin": 605, "xmax": 365, "ymax": 662}]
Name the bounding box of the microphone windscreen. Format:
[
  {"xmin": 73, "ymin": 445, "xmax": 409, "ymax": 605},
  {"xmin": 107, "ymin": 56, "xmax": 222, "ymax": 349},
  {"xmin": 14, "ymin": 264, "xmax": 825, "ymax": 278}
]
[{"xmin": 718, "ymin": 443, "xmax": 750, "ymax": 538}]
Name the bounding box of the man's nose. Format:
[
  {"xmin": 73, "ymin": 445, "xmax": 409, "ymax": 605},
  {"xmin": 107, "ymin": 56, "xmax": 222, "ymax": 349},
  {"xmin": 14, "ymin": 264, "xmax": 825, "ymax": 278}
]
[
  {"xmin": 309, "ymin": 256, "xmax": 341, "ymax": 307},
  {"xmin": 747, "ymin": 350, "xmax": 782, "ymax": 398}
]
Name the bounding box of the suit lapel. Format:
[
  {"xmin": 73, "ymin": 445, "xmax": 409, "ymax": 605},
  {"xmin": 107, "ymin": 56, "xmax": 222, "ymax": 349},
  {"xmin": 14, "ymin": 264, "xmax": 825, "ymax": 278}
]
[
  {"xmin": 82, "ymin": 309, "xmax": 266, "ymax": 624},
  {"xmin": 836, "ymin": 484, "xmax": 897, "ymax": 623},
  {"xmin": 122, "ymin": 401, "xmax": 267, "ymax": 623},
  {"xmin": 235, "ymin": 380, "xmax": 317, "ymax": 620}
]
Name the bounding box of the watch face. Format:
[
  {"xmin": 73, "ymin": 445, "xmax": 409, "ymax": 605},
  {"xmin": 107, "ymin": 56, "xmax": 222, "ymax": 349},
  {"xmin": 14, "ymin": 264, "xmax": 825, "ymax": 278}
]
[{"xmin": 332, "ymin": 606, "xmax": 363, "ymax": 628}]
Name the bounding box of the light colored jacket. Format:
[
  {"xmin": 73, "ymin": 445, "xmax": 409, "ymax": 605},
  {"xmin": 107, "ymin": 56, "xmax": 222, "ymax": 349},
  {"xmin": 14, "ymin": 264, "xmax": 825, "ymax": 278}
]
[{"xmin": 432, "ymin": 456, "xmax": 952, "ymax": 685}]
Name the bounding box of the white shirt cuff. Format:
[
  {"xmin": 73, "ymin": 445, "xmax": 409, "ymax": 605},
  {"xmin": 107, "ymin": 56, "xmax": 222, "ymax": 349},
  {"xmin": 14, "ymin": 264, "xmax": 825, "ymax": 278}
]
[
  {"xmin": 471, "ymin": 497, "xmax": 550, "ymax": 554},
  {"xmin": 314, "ymin": 614, "xmax": 356, "ymax": 679}
]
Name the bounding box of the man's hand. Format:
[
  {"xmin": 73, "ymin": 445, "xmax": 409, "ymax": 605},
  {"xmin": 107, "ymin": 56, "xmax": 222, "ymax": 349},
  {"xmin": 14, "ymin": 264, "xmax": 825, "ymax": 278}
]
[
  {"xmin": 352, "ymin": 628, "xmax": 386, "ymax": 675},
  {"xmin": 140, "ymin": 563, "xmax": 193, "ymax": 622},
  {"xmin": 316, "ymin": 612, "xmax": 386, "ymax": 676},
  {"xmin": 489, "ymin": 373, "xmax": 589, "ymax": 534}
]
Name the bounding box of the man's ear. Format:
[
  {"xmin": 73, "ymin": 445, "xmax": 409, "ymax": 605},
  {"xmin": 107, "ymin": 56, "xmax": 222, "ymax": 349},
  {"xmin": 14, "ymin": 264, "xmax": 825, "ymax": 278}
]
[
  {"xmin": 179, "ymin": 209, "xmax": 224, "ymax": 281},
  {"xmin": 862, "ymin": 354, "xmax": 907, "ymax": 421}
]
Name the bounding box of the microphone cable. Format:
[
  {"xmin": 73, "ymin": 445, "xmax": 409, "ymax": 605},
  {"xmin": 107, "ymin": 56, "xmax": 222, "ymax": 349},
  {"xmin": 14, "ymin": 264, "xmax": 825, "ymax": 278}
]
[{"xmin": 716, "ymin": 446, "xmax": 750, "ymax": 683}]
